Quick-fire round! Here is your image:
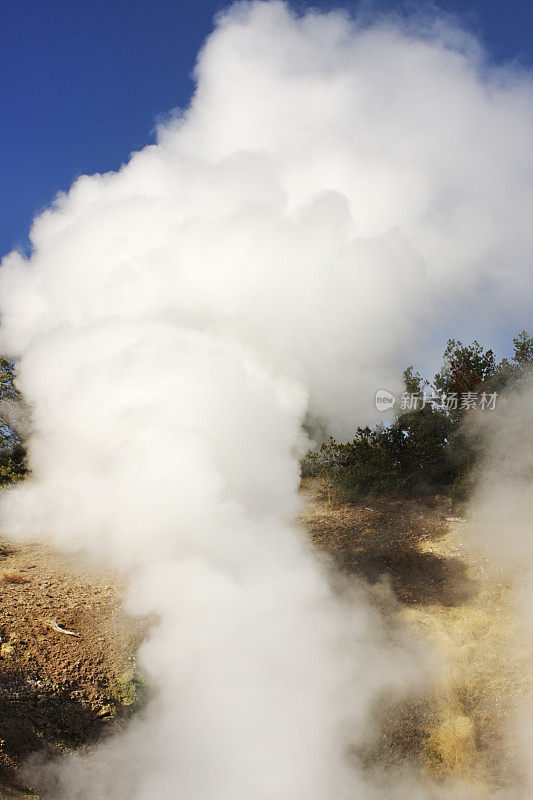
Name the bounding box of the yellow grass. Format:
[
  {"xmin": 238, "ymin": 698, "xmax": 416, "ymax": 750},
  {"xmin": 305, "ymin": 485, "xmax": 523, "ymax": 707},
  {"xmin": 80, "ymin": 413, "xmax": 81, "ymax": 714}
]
[
  {"xmin": 301, "ymin": 479, "xmax": 532, "ymax": 795},
  {"xmin": 400, "ymin": 530, "xmax": 531, "ymax": 793},
  {"xmin": 425, "ymin": 713, "xmax": 476, "ymax": 773},
  {"xmin": 1, "ymin": 568, "xmax": 28, "ymax": 584}
]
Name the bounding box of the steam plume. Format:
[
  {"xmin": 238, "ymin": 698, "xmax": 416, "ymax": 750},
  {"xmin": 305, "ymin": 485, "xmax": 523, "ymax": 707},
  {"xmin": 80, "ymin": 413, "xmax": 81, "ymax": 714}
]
[
  {"xmin": 1, "ymin": 2, "xmax": 533, "ymax": 797},
  {"xmin": 464, "ymin": 384, "xmax": 533, "ymax": 797}
]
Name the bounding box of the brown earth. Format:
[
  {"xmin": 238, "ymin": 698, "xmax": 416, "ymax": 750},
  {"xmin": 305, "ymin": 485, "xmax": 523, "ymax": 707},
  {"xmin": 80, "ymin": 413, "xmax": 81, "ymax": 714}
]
[
  {"xmin": 0, "ymin": 480, "xmax": 530, "ymax": 798},
  {"xmin": 301, "ymin": 480, "xmax": 473, "ymax": 606},
  {"xmin": 0, "ymin": 542, "xmax": 145, "ymax": 798}
]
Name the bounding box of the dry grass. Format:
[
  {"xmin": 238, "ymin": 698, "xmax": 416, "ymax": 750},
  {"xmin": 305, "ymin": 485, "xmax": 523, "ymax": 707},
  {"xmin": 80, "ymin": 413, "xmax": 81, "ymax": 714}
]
[
  {"xmin": 1, "ymin": 568, "xmax": 28, "ymax": 584},
  {"xmin": 300, "ymin": 478, "xmax": 532, "ymax": 796},
  {"xmin": 411, "ymin": 561, "xmax": 531, "ymax": 791},
  {"xmin": 425, "ymin": 713, "xmax": 476, "ymax": 774}
]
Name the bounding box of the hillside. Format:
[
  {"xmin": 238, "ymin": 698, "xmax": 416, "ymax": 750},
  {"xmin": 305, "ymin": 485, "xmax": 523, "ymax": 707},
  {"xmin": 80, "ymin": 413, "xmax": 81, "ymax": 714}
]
[
  {"xmin": 301, "ymin": 478, "xmax": 531, "ymax": 796},
  {"xmin": 0, "ymin": 481, "xmax": 529, "ymax": 798}
]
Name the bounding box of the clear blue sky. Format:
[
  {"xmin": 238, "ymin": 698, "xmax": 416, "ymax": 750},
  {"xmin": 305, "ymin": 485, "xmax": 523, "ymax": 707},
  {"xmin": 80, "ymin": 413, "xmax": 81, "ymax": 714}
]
[{"xmin": 1, "ymin": 0, "xmax": 532, "ymax": 259}]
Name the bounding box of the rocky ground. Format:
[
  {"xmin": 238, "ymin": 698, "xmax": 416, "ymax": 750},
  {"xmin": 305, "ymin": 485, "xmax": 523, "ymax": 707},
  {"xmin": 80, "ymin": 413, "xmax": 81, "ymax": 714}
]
[{"xmin": 0, "ymin": 542, "xmax": 145, "ymax": 798}]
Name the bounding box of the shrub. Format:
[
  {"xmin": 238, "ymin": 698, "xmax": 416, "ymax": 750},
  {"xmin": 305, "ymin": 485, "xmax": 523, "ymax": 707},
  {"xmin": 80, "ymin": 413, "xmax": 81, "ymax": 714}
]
[{"xmin": 305, "ymin": 332, "xmax": 532, "ymax": 502}]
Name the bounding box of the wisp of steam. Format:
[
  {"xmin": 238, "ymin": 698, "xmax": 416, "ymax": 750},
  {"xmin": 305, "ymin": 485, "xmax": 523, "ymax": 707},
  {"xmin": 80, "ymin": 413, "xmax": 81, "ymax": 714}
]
[{"xmin": 1, "ymin": 2, "xmax": 532, "ymax": 797}]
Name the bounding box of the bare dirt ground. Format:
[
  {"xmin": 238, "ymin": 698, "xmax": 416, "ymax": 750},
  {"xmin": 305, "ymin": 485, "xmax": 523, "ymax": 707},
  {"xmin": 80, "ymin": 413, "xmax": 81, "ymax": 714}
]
[
  {"xmin": 0, "ymin": 542, "xmax": 145, "ymax": 798},
  {"xmin": 0, "ymin": 480, "xmax": 530, "ymax": 798}
]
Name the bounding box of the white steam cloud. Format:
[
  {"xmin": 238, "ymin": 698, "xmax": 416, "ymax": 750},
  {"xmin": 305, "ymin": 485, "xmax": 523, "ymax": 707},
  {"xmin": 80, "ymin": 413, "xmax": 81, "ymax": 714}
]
[
  {"xmin": 465, "ymin": 383, "xmax": 533, "ymax": 796},
  {"xmin": 469, "ymin": 384, "xmax": 533, "ymax": 568},
  {"xmin": 1, "ymin": 2, "xmax": 533, "ymax": 797}
]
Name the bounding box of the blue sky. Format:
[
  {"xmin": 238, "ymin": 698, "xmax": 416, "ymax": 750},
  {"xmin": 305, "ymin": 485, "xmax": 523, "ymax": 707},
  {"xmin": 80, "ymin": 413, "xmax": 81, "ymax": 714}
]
[{"xmin": 1, "ymin": 0, "xmax": 532, "ymax": 260}]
